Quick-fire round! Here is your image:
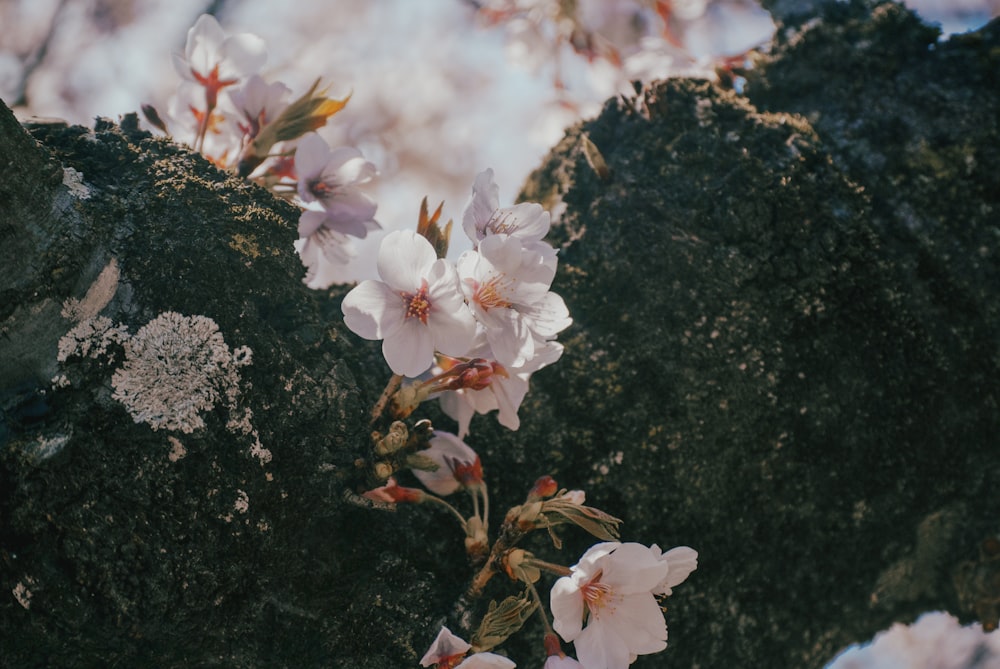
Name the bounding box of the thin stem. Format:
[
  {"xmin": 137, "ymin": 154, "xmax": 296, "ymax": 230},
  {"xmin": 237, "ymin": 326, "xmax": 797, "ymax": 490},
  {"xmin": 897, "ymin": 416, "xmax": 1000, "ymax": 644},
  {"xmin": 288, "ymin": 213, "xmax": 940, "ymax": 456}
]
[
  {"xmin": 370, "ymin": 373, "xmax": 403, "ymax": 425},
  {"xmin": 523, "ymin": 557, "xmax": 572, "ymax": 578},
  {"xmin": 481, "ymin": 483, "xmax": 490, "ymax": 531},
  {"xmin": 470, "ymin": 487, "xmax": 481, "ymax": 523},
  {"xmin": 422, "ymin": 494, "xmax": 468, "ymax": 531},
  {"xmin": 524, "ymin": 579, "xmax": 554, "ymax": 637}
]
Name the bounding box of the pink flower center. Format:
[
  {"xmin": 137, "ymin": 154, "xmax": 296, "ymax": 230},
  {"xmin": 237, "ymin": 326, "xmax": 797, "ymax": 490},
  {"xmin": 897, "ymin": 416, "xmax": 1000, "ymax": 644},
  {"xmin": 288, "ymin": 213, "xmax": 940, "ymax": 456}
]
[
  {"xmin": 403, "ymin": 280, "xmax": 432, "ymax": 324},
  {"xmin": 581, "ymin": 570, "xmax": 613, "ymax": 618},
  {"xmin": 467, "ymin": 275, "xmax": 512, "ymax": 311},
  {"xmin": 446, "ymin": 454, "xmax": 483, "ymax": 487},
  {"xmin": 308, "ymin": 179, "xmax": 335, "ymax": 200}
]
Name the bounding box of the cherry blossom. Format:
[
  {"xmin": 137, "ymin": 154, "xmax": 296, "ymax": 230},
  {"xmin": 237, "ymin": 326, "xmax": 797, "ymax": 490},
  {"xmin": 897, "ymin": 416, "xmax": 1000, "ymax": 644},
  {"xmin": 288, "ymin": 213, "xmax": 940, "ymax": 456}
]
[
  {"xmin": 438, "ymin": 335, "xmax": 563, "ymax": 437},
  {"xmin": 550, "ymin": 542, "xmax": 672, "ymax": 669},
  {"xmin": 171, "ymin": 14, "xmax": 266, "ymax": 108},
  {"xmin": 295, "ymin": 133, "xmax": 378, "ymax": 222},
  {"xmin": 227, "ymin": 74, "xmax": 291, "ymax": 145},
  {"xmin": 411, "ymin": 431, "xmax": 483, "ymax": 496},
  {"xmin": 341, "ymin": 231, "xmax": 476, "ymax": 377},
  {"xmin": 457, "ymin": 235, "xmax": 571, "ymax": 368},
  {"xmin": 463, "ymin": 168, "xmax": 551, "ymax": 247}
]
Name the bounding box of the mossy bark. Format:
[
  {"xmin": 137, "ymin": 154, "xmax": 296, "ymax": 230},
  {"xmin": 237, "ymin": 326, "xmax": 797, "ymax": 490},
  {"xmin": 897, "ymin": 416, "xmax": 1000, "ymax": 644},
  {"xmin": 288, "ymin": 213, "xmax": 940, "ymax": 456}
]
[{"xmin": 1, "ymin": 1, "xmax": 998, "ymax": 667}]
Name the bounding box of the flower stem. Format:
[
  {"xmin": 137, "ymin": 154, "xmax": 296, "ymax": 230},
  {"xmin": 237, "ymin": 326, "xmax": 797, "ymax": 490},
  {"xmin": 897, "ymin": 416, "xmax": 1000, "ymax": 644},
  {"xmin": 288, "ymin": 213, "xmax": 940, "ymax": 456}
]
[
  {"xmin": 524, "ymin": 556, "xmax": 572, "ymax": 578},
  {"xmin": 423, "ymin": 493, "xmax": 468, "ymax": 531},
  {"xmin": 370, "ymin": 373, "xmax": 403, "ymax": 425},
  {"xmin": 524, "ymin": 579, "xmax": 555, "ymax": 637}
]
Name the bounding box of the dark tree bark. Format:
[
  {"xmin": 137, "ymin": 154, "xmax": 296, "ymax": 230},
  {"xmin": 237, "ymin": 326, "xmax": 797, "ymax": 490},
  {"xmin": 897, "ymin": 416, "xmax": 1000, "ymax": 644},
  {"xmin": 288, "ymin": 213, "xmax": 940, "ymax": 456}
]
[{"xmin": 1, "ymin": 1, "xmax": 998, "ymax": 668}]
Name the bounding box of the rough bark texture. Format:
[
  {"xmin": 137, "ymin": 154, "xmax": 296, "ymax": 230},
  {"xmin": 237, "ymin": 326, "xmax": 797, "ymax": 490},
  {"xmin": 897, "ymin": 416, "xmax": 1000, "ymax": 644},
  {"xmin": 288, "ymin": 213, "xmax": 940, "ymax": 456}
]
[{"xmin": 1, "ymin": 1, "xmax": 998, "ymax": 667}]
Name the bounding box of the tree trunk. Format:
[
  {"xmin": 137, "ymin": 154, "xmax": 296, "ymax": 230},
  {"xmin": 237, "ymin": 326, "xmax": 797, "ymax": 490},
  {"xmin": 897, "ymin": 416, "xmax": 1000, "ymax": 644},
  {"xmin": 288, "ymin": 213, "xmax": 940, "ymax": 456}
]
[{"xmin": 2, "ymin": 1, "xmax": 998, "ymax": 667}]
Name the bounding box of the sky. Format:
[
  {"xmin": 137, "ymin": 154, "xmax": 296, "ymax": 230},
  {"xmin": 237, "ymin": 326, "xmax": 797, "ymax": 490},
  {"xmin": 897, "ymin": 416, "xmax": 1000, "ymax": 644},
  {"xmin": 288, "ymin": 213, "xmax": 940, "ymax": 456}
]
[{"xmin": 2, "ymin": 1, "xmax": 999, "ymax": 666}]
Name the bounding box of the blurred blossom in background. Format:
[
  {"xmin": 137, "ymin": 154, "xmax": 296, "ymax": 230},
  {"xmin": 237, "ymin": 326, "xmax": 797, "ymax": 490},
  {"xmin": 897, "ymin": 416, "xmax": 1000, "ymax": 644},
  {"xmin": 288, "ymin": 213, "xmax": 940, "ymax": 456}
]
[{"xmin": 2, "ymin": 0, "xmax": 999, "ymax": 665}]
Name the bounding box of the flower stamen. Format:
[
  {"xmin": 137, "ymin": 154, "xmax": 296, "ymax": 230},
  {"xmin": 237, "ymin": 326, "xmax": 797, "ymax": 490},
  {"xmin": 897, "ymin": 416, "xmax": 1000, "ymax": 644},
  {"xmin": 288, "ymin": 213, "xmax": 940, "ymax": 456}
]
[
  {"xmin": 581, "ymin": 569, "xmax": 613, "ymax": 617},
  {"xmin": 403, "ymin": 279, "xmax": 432, "ymax": 324},
  {"xmin": 468, "ymin": 275, "xmax": 513, "ymax": 311}
]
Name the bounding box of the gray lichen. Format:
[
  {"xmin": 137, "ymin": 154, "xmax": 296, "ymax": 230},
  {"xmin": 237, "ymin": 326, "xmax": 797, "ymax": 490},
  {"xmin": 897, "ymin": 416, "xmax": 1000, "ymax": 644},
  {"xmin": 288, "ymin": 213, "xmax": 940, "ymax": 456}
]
[{"xmin": 109, "ymin": 311, "xmax": 252, "ymax": 433}]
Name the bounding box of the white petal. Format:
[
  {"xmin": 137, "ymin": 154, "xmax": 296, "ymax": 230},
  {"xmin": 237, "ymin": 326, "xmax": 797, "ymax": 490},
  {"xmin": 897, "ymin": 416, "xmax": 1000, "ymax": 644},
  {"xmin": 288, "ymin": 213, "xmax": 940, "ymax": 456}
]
[
  {"xmin": 341, "ymin": 280, "xmax": 404, "ymax": 340},
  {"xmin": 383, "ymin": 319, "xmax": 434, "ymax": 377},
  {"xmin": 520, "ymin": 292, "xmax": 572, "ymax": 338},
  {"xmin": 438, "ymin": 391, "xmax": 476, "ymax": 439},
  {"xmin": 603, "ymin": 543, "xmax": 668, "ymax": 595},
  {"xmin": 485, "ymin": 307, "xmax": 533, "ymax": 368},
  {"xmin": 325, "ymin": 146, "xmax": 377, "ymax": 185},
  {"xmin": 493, "ymin": 202, "xmax": 550, "ymax": 241},
  {"xmin": 575, "ymin": 621, "xmax": 632, "ymax": 669},
  {"xmin": 603, "ymin": 592, "xmax": 667, "ymax": 655},
  {"xmin": 550, "ymin": 577, "xmax": 585, "ymax": 642},
  {"xmin": 298, "ymin": 209, "xmax": 327, "ymax": 238},
  {"xmin": 462, "ymin": 168, "xmax": 500, "ymax": 243},
  {"xmin": 420, "ymin": 626, "xmax": 471, "ymax": 667},
  {"xmin": 294, "ymin": 133, "xmax": 331, "ymax": 194},
  {"xmin": 658, "ymin": 546, "xmax": 698, "ymax": 595},
  {"xmin": 491, "ymin": 374, "xmax": 528, "ymax": 431},
  {"xmin": 454, "ymin": 652, "xmax": 516, "ymax": 669},
  {"xmin": 377, "ymin": 230, "xmax": 436, "ymax": 292},
  {"xmin": 220, "ymin": 32, "xmax": 267, "ymax": 78}
]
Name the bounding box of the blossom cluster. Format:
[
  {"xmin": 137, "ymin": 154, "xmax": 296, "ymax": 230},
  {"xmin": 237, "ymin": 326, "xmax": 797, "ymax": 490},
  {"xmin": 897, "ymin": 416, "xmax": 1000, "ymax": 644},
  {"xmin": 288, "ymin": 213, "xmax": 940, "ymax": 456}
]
[
  {"xmin": 342, "ymin": 168, "xmax": 571, "ymax": 438},
  {"xmin": 365, "ymin": 428, "xmax": 698, "ymax": 669},
  {"xmin": 153, "ymin": 13, "xmax": 378, "ymax": 283}
]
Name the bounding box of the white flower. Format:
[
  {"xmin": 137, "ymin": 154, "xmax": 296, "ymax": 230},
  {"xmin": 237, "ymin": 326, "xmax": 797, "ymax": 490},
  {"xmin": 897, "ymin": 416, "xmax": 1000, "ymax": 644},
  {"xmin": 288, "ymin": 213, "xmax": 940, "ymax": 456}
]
[
  {"xmin": 411, "ymin": 431, "xmax": 483, "ymax": 496},
  {"xmin": 544, "ymin": 655, "xmax": 584, "ymax": 669},
  {"xmin": 648, "ymin": 544, "xmax": 698, "ymax": 596},
  {"xmin": 420, "ymin": 626, "xmax": 471, "ymax": 667},
  {"xmin": 295, "ymin": 132, "xmax": 378, "ymax": 223},
  {"xmin": 341, "ymin": 231, "xmax": 476, "ymax": 377},
  {"xmin": 457, "ymin": 235, "xmax": 570, "ymax": 368},
  {"xmin": 550, "ymin": 542, "xmax": 670, "ymax": 669},
  {"xmin": 172, "ymin": 14, "xmax": 266, "ymax": 96},
  {"xmin": 463, "ymin": 168, "xmax": 551, "ymax": 246},
  {"xmin": 439, "ymin": 335, "xmax": 563, "ymax": 437}
]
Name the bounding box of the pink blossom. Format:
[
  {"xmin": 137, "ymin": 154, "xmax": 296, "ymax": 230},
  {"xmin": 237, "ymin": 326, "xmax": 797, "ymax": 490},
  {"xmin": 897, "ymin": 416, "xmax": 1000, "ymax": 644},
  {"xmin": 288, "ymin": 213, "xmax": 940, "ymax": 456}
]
[
  {"xmin": 439, "ymin": 335, "xmax": 563, "ymax": 437},
  {"xmin": 463, "ymin": 168, "xmax": 551, "ymax": 246},
  {"xmin": 341, "ymin": 231, "xmax": 476, "ymax": 377},
  {"xmin": 457, "ymin": 235, "xmax": 570, "ymax": 368},
  {"xmin": 227, "ymin": 74, "xmax": 291, "ymax": 143},
  {"xmin": 294, "ymin": 132, "xmax": 378, "ymax": 226},
  {"xmin": 550, "ymin": 542, "xmax": 671, "ymax": 669}
]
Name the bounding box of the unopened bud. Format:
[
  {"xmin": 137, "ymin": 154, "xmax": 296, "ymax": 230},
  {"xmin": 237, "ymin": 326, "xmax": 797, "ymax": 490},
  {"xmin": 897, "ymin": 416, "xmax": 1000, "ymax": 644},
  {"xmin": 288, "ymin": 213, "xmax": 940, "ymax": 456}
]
[
  {"xmin": 373, "ymin": 421, "xmax": 408, "ymax": 456},
  {"xmin": 527, "ymin": 475, "xmax": 558, "ymax": 501}
]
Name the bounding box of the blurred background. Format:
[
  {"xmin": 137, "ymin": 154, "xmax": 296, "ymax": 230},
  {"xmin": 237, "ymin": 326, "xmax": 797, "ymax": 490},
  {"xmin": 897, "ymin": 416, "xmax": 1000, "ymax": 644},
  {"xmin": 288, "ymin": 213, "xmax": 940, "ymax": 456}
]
[{"xmin": 2, "ymin": 1, "xmax": 999, "ymax": 665}]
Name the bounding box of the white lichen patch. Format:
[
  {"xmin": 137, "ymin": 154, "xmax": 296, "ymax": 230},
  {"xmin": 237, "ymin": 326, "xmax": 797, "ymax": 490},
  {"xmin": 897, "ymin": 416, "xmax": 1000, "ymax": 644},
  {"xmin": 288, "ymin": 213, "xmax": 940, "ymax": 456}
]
[
  {"xmin": 233, "ymin": 489, "xmax": 249, "ymax": 514},
  {"xmin": 57, "ymin": 315, "xmax": 129, "ymax": 362},
  {"xmin": 12, "ymin": 577, "xmax": 35, "ymax": 610},
  {"xmin": 167, "ymin": 436, "xmax": 187, "ymax": 462},
  {"xmin": 62, "ymin": 166, "xmax": 91, "ymax": 200},
  {"xmin": 110, "ymin": 312, "xmax": 252, "ymax": 434}
]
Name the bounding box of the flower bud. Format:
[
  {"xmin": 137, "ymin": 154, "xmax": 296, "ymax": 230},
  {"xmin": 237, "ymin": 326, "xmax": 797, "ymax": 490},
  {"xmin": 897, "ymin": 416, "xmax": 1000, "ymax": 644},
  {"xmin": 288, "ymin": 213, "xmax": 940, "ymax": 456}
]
[{"xmin": 527, "ymin": 475, "xmax": 558, "ymax": 501}]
